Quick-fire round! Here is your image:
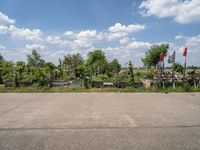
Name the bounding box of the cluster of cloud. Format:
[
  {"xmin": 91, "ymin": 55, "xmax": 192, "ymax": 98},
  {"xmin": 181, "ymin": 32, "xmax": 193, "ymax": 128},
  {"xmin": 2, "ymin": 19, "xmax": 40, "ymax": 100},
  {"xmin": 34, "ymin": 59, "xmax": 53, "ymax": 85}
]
[
  {"xmin": 0, "ymin": 10, "xmax": 149, "ymax": 65},
  {"xmin": 139, "ymin": 0, "xmax": 200, "ymax": 24},
  {"xmin": 0, "ymin": 12, "xmax": 43, "ymax": 42},
  {"xmin": 176, "ymin": 34, "xmax": 200, "ymax": 55},
  {"xmin": 0, "ymin": 12, "xmax": 15, "ymax": 25},
  {"xmin": 174, "ymin": 34, "xmax": 200, "ymax": 65},
  {"xmin": 46, "ymin": 23, "xmax": 146, "ymax": 51},
  {"xmin": 0, "ymin": 7, "xmax": 200, "ymax": 66}
]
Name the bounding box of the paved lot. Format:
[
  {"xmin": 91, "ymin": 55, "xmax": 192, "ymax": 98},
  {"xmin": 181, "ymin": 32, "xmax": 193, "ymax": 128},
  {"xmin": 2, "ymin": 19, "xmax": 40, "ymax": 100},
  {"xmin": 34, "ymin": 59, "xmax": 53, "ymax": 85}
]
[{"xmin": 0, "ymin": 93, "xmax": 200, "ymax": 150}]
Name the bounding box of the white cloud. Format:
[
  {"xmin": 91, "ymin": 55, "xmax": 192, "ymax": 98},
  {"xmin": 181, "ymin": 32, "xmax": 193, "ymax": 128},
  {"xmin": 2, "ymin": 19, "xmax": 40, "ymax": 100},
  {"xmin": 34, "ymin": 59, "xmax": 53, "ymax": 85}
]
[
  {"xmin": 74, "ymin": 30, "xmax": 104, "ymax": 49},
  {"xmin": 64, "ymin": 31, "xmax": 75, "ymax": 37},
  {"xmin": 0, "ymin": 44, "xmax": 6, "ymax": 50},
  {"xmin": 76, "ymin": 30, "xmax": 103, "ymax": 41},
  {"xmin": 107, "ymin": 23, "xmax": 146, "ymax": 41},
  {"xmin": 62, "ymin": 23, "xmax": 145, "ymax": 47},
  {"xmin": 120, "ymin": 38, "xmax": 130, "ymax": 45},
  {"xmin": 49, "ymin": 30, "xmax": 104, "ymax": 50},
  {"xmin": 0, "ymin": 12, "xmax": 15, "ymax": 25},
  {"xmin": 26, "ymin": 44, "xmax": 47, "ymax": 51},
  {"xmin": 174, "ymin": 34, "xmax": 200, "ymax": 55},
  {"xmin": 139, "ymin": 0, "xmax": 200, "ymax": 24},
  {"xmin": 0, "ymin": 25, "xmax": 8, "ymax": 34},
  {"xmin": 9, "ymin": 25, "xmax": 43, "ymax": 41},
  {"xmin": 25, "ymin": 44, "xmax": 52, "ymax": 58},
  {"xmin": 175, "ymin": 35, "xmax": 187, "ymax": 40},
  {"xmin": 46, "ymin": 36, "xmax": 72, "ymax": 47},
  {"xmin": 125, "ymin": 41, "xmax": 151, "ymax": 51},
  {"xmin": 109, "ymin": 23, "xmax": 146, "ymax": 33},
  {"xmin": 103, "ymin": 39, "xmax": 152, "ymax": 66},
  {"xmin": 185, "ymin": 35, "xmax": 200, "ymax": 55}
]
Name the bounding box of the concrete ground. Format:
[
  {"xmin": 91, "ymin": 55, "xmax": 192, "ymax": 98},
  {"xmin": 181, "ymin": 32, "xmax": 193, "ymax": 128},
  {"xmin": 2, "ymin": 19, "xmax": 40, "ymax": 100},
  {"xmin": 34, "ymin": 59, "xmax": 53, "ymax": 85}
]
[{"xmin": 0, "ymin": 93, "xmax": 200, "ymax": 150}]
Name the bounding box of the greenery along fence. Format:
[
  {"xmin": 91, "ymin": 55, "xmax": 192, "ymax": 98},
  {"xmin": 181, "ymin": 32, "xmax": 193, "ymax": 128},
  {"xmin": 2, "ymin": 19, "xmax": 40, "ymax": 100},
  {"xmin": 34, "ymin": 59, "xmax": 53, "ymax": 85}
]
[{"xmin": 0, "ymin": 43, "xmax": 200, "ymax": 91}]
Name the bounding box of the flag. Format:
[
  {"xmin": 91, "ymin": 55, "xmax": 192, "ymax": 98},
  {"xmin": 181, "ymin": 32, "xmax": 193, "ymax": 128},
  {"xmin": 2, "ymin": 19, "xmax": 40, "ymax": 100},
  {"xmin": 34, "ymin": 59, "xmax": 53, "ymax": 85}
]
[
  {"xmin": 160, "ymin": 53, "xmax": 164, "ymax": 62},
  {"xmin": 168, "ymin": 51, "xmax": 175, "ymax": 64},
  {"xmin": 183, "ymin": 47, "xmax": 187, "ymax": 56}
]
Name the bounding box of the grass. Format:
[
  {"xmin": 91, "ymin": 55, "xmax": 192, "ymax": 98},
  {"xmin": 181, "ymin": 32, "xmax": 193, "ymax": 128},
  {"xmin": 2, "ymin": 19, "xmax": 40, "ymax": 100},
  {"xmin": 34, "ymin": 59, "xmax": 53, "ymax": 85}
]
[{"xmin": 0, "ymin": 85, "xmax": 200, "ymax": 93}]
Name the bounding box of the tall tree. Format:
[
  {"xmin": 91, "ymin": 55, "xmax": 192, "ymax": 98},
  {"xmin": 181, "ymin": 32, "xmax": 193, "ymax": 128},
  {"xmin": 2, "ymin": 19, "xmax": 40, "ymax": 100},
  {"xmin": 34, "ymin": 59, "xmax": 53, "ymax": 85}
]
[
  {"xmin": 16, "ymin": 61, "xmax": 26, "ymax": 82},
  {"xmin": 27, "ymin": 49, "xmax": 44, "ymax": 70},
  {"xmin": 44, "ymin": 62, "xmax": 56, "ymax": 81},
  {"xmin": 0, "ymin": 54, "xmax": 4, "ymax": 84},
  {"xmin": 1, "ymin": 61, "xmax": 14, "ymax": 81},
  {"xmin": 27, "ymin": 50, "xmax": 45, "ymax": 85},
  {"xmin": 58, "ymin": 58, "xmax": 63, "ymax": 80},
  {"xmin": 86, "ymin": 50, "xmax": 107, "ymax": 76},
  {"xmin": 63, "ymin": 53, "xmax": 84, "ymax": 80},
  {"xmin": 142, "ymin": 44, "xmax": 169, "ymax": 68},
  {"xmin": 128, "ymin": 60, "xmax": 135, "ymax": 86},
  {"xmin": 107, "ymin": 59, "xmax": 121, "ymax": 77}
]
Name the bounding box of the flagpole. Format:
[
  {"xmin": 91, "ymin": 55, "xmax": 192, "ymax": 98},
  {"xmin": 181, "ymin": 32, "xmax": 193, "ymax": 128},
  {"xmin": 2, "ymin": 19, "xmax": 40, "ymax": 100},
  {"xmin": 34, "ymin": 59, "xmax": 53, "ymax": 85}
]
[
  {"xmin": 172, "ymin": 51, "xmax": 176, "ymax": 88},
  {"xmin": 184, "ymin": 53, "xmax": 187, "ymax": 82},
  {"xmin": 163, "ymin": 61, "xmax": 165, "ymax": 88}
]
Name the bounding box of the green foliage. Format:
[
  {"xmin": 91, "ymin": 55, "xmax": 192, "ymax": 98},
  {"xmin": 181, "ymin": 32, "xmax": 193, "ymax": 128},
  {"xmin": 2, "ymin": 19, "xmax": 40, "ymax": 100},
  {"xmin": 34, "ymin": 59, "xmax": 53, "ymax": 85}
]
[
  {"xmin": 62, "ymin": 53, "xmax": 84, "ymax": 80},
  {"xmin": 34, "ymin": 68, "xmax": 48, "ymax": 87},
  {"xmin": 2, "ymin": 61, "xmax": 14, "ymax": 81},
  {"xmin": 1, "ymin": 86, "xmax": 200, "ymax": 93},
  {"xmin": 127, "ymin": 61, "xmax": 135, "ymax": 86},
  {"xmin": 144, "ymin": 68, "xmax": 155, "ymax": 79},
  {"xmin": 0, "ymin": 53, "xmax": 4, "ymax": 84},
  {"xmin": 172, "ymin": 63, "xmax": 184, "ymax": 74},
  {"xmin": 107, "ymin": 59, "xmax": 121, "ymax": 77},
  {"xmin": 0, "ymin": 49, "xmax": 198, "ymax": 92},
  {"xmin": 92, "ymin": 74, "xmax": 111, "ymax": 82},
  {"xmin": 16, "ymin": 61, "xmax": 26, "ymax": 82},
  {"xmin": 27, "ymin": 49, "xmax": 44, "ymax": 69},
  {"xmin": 142, "ymin": 44, "xmax": 169, "ymax": 68},
  {"xmin": 86, "ymin": 50, "xmax": 108, "ymax": 76},
  {"xmin": 113, "ymin": 71, "xmax": 128, "ymax": 82}
]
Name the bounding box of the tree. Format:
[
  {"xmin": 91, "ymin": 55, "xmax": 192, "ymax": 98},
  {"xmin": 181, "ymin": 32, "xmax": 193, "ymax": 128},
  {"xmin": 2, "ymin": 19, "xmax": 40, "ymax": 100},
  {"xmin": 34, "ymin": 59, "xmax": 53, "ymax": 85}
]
[
  {"xmin": 63, "ymin": 53, "xmax": 84, "ymax": 80},
  {"xmin": 142, "ymin": 44, "xmax": 169, "ymax": 68},
  {"xmin": 86, "ymin": 50, "xmax": 107, "ymax": 76},
  {"xmin": 172, "ymin": 63, "xmax": 184, "ymax": 74},
  {"xmin": 27, "ymin": 49, "xmax": 44, "ymax": 70},
  {"xmin": 27, "ymin": 50, "xmax": 46, "ymax": 86},
  {"xmin": 127, "ymin": 61, "xmax": 135, "ymax": 86},
  {"xmin": 1, "ymin": 61, "xmax": 14, "ymax": 81},
  {"xmin": 34, "ymin": 68, "xmax": 47, "ymax": 87},
  {"xmin": 44, "ymin": 62, "xmax": 56, "ymax": 81},
  {"xmin": 58, "ymin": 58, "xmax": 63, "ymax": 80},
  {"xmin": 0, "ymin": 54, "xmax": 4, "ymax": 84},
  {"xmin": 16, "ymin": 61, "xmax": 26, "ymax": 82},
  {"xmin": 107, "ymin": 59, "xmax": 121, "ymax": 77}
]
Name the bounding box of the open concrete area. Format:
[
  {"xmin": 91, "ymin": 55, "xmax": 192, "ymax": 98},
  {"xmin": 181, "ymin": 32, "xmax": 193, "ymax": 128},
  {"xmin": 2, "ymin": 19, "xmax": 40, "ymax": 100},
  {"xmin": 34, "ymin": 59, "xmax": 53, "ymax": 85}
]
[{"xmin": 0, "ymin": 93, "xmax": 200, "ymax": 150}]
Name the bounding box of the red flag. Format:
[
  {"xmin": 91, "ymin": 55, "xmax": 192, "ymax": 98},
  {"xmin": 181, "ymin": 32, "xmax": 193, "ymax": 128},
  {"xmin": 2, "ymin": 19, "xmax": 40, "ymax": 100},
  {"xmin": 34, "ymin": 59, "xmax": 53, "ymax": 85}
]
[
  {"xmin": 160, "ymin": 53, "xmax": 164, "ymax": 62},
  {"xmin": 183, "ymin": 47, "xmax": 187, "ymax": 56}
]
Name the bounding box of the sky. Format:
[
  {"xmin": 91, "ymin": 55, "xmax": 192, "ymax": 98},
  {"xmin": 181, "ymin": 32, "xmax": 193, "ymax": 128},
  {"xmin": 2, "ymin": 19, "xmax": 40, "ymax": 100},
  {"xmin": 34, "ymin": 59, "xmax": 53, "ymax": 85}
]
[{"xmin": 0, "ymin": 0, "xmax": 200, "ymax": 67}]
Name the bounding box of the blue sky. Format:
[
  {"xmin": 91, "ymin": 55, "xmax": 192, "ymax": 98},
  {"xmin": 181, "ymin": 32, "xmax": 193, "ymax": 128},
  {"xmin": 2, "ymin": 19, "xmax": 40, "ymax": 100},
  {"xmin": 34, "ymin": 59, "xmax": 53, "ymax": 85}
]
[{"xmin": 0, "ymin": 0, "xmax": 200, "ymax": 66}]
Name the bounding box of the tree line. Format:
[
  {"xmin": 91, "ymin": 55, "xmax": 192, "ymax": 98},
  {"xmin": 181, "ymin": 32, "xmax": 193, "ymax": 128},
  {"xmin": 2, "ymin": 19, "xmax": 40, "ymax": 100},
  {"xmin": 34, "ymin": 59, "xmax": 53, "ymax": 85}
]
[
  {"xmin": 0, "ymin": 49, "xmax": 135, "ymax": 87},
  {"xmin": 0, "ymin": 43, "xmax": 199, "ymax": 89}
]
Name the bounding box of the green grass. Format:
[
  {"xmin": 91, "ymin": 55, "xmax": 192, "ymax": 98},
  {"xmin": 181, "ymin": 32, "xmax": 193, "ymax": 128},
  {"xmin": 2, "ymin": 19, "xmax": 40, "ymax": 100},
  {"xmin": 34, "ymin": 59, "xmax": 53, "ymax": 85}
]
[{"xmin": 0, "ymin": 85, "xmax": 200, "ymax": 93}]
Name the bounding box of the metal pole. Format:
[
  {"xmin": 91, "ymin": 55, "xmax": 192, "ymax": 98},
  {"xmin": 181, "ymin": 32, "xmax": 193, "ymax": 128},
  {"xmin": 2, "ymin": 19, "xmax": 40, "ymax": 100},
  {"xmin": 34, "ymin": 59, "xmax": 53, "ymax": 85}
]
[
  {"xmin": 183, "ymin": 55, "xmax": 187, "ymax": 82},
  {"xmin": 172, "ymin": 63, "xmax": 175, "ymax": 88},
  {"xmin": 172, "ymin": 52, "xmax": 176, "ymax": 88},
  {"xmin": 162, "ymin": 61, "xmax": 165, "ymax": 88}
]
